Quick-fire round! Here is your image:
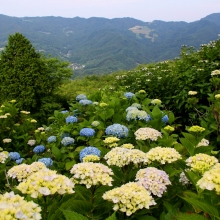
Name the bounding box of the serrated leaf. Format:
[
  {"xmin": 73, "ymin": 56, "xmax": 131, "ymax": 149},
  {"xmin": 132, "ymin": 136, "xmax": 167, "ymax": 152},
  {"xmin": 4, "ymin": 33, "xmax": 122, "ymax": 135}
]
[
  {"xmin": 62, "ymin": 210, "xmax": 89, "ymax": 220},
  {"xmin": 105, "ymin": 212, "xmax": 117, "ymax": 220},
  {"xmin": 179, "ymin": 138, "xmax": 195, "ymax": 156}
]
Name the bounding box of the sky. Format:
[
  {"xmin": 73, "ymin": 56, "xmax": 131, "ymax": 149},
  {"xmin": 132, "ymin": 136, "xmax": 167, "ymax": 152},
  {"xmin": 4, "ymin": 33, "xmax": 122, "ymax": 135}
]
[{"xmin": 0, "ymin": 0, "xmax": 220, "ymax": 22}]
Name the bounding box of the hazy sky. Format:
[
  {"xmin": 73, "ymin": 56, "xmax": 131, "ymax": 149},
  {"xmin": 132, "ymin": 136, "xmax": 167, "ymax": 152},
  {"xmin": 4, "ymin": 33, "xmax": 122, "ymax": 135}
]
[{"xmin": 1, "ymin": 0, "xmax": 220, "ymax": 22}]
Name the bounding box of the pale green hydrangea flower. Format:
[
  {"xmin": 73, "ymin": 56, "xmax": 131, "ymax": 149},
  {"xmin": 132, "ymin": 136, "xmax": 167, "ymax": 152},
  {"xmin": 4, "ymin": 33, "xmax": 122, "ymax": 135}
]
[
  {"xmin": 134, "ymin": 127, "xmax": 162, "ymax": 141},
  {"xmin": 188, "ymin": 125, "xmax": 205, "ymax": 133}
]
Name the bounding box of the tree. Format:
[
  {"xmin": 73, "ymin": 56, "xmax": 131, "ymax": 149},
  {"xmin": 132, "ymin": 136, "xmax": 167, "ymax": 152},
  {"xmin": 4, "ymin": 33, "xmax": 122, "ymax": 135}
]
[{"xmin": 0, "ymin": 33, "xmax": 73, "ymax": 122}]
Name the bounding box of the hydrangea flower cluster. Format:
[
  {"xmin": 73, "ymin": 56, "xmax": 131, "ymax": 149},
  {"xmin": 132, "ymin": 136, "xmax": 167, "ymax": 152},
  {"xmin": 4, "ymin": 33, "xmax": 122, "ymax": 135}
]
[
  {"xmin": 215, "ymin": 94, "xmax": 220, "ymax": 99},
  {"xmin": 197, "ymin": 163, "xmax": 220, "ymax": 194},
  {"xmin": 83, "ymin": 155, "xmax": 100, "ymax": 162},
  {"xmin": 61, "ymin": 110, "xmax": 69, "ymax": 114},
  {"xmin": 47, "ymin": 135, "xmax": 57, "ymax": 143},
  {"xmin": 131, "ymin": 103, "xmax": 141, "ymax": 109},
  {"xmin": 33, "ymin": 145, "xmax": 45, "ymax": 154},
  {"xmin": 27, "ymin": 139, "xmax": 36, "ymax": 146},
  {"xmin": 0, "ymin": 151, "xmax": 9, "ymax": 163},
  {"xmin": 99, "ymin": 102, "xmax": 108, "ymax": 107},
  {"xmin": 103, "ymin": 182, "xmax": 156, "ymax": 216},
  {"xmin": 179, "ymin": 171, "xmax": 191, "ymax": 185},
  {"xmin": 188, "ymin": 125, "xmax": 205, "ymax": 133},
  {"xmin": 151, "ymin": 99, "xmax": 162, "ymax": 105},
  {"xmin": 79, "ymin": 146, "xmax": 101, "ymax": 162},
  {"xmin": 146, "ymin": 147, "xmax": 182, "ymax": 164},
  {"xmin": 164, "ymin": 125, "xmax": 175, "ymax": 132},
  {"xmin": 126, "ymin": 109, "xmax": 151, "ymax": 122},
  {"xmin": 138, "ymin": 90, "xmax": 146, "ymax": 93},
  {"xmin": 7, "ymin": 162, "xmax": 46, "ymax": 182},
  {"xmin": 121, "ymin": 143, "xmax": 135, "ymax": 149},
  {"xmin": 135, "ymin": 167, "xmax": 171, "ymax": 197},
  {"xmin": 8, "ymin": 152, "xmax": 20, "ymax": 161},
  {"xmin": 38, "ymin": 158, "xmax": 53, "ymax": 167},
  {"xmin": 124, "ymin": 92, "xmax": 135, "ymax": 99},
  {"xmin": 65, "ymin": 116, "xmax": 78, "ymax": 123},
  {"xmin": 211, "ymin": 69, "xmax": 220, "ymax": 76},
  {"xmin": 91, "ymin": 121, "xmax": 100, "ymax": 127},
  {"xmin": 161, "ymin": 115, "xmax": 169, "ymax": 123},
  {"xmin": 16, "ymin": 158, "xmax": 24, "ymax": 164},
  {"xmin": 76, "ymin": 94, "xmax": 87, "ymax": 101},
  {"xmin": 79, "ymin": 99, "xmax": 93, "ymax": 105},
  {"xmin": 70, "ymin": 162, "xmax": 113, "ymax": 188},
  {"xmin": 105, "ymin": 124, "xmax": 129, "ymax": 138},
  {"xmin": 0, "ymin": 191, "xmax": 42, "ymax": 220},
  {"xmin": 185, "ymin": 153, "xmax": 218, "ymax": 174},
  {"xmin": 134, "ymin": 127, "xmax": 162, "ymax": 141},
  {"xmin": 103, "ymin": 137, "xmax": 120, "ymax": 148},
  {"xmin": 196, "ymin": 138, "xmax": 209, "ymax": 148},
  {"xmin": 104, "ymin": 147, "xmax": 148, "ymax": 167},
  {"xmin": 17, "ymin": 168, "xmax": 75, "ymax": 198},
  {"xmin": 3, "ymin": 138, "xmax": 11, "ymax": 143},
  {"xmin": 188, "ymin": 91, "xmax": 198, "ymax": 95},
  {"xmin": 61, "ymin": 137, "xmax": 75, "ymax": 146},
  {"xmin": 126, "ymin": 106, "xmax": 138, "ymax": 112},
  {"xmin": 80, "ymin": 128, "xmax": 95, "ymax": 137}
]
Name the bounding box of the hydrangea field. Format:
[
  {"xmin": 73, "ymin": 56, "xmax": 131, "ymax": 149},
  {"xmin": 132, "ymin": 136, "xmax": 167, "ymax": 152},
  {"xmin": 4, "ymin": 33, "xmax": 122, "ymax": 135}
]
[{"xmin": 1, "ymin": 39, "xmax": 220, "ymax": 219}]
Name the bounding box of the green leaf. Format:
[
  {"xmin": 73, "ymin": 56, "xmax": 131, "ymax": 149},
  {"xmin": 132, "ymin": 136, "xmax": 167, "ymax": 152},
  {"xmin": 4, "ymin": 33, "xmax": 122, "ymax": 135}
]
[
  {"xmin": 65, "ymin": 160, "xmax": 76, "ymax": 170},
  {"xmin": 179, "ymin": 138, "xmax": 195, "ymax": 156},
  {"xmin": 62, "ymin": 210, "xmax": 89, "ymax": 220},
  {"xmin": 105, "ymin": 212, "xmax": 117, "ymax": 220},
  {"xmin": 52, "ymin": 146, "xmax": 61, "ymax": 160},
  {"xmin": 175, "ymin": 212, "xmax": 209, "ymax": 220}
]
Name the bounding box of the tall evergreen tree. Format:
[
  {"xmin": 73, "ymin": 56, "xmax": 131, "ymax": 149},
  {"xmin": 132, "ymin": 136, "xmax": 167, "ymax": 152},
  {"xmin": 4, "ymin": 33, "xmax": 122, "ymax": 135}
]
[{"xmin": 0, "ymin": 32, "xmax": 51, "ymax": 111}]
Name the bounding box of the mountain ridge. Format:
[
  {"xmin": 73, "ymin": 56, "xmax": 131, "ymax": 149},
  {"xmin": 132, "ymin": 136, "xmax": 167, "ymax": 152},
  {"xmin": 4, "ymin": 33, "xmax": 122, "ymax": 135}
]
[{"xmin": 0, "ymin": 13, "xmax": 220, "ymax": 77}]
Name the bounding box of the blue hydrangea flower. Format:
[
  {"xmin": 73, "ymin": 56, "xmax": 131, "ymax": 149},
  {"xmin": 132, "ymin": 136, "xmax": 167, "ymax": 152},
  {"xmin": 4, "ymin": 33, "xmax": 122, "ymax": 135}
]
[
  {"xmin": 16, "ymin": 158, "xmax": 24, "ymax": 164},
  {"xmin": 61, "ymin": 137, "xmax": 75, "ymax": 146},
  {"xmin": 9, "ymin": 152, "xmax": 20, "ymax": 161},
  {"xmin": 66, "ymin": 116, "xmax": 78, "ymax": 123},
  {"xmin": 80, "ymin": 128, "xmax": 95, "ymax": 137},
  {"xmin": 61, "ymin": 110, "xmax": 69, "ymax": 114},
  {"xmin": 79, "ymin": 146, "xmax": 101, "ymax": 162},
  {"xmin": 124, "ymin": 92, "xmax": 135, "ymax": 99},
  {"xmin": 33, "ymin": 145, "xmax": 45, "ymax": 154},
  {"xmin": 47, "ymin": 136, "xmax": 57, "ymax": 143},
  {"xmin": 38, "ymin": 158, "xmax": 53, "ymax": 167},
  {"xmin": 79, "ymin": 99, "xmax": 93, "ymax": 105},
  {"xmin": 162, "ymin": 115, "xmax": 169, "ymax": 124},
  {"xmin": 105, "ymin": 124, "xmax": 129, "ymax": 138},
  {"xmin": 76, "ymin": 94, "xmax": 87, "ymax": 101}
]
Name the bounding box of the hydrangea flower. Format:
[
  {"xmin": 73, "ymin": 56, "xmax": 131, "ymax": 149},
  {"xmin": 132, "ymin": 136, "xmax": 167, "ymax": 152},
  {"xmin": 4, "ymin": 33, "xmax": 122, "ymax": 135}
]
[
  {"xmin": 16, "ymin": 158, "xmax": 24, "ymax": 165},
  {"xmin": 79, "ymin": 146, "xmax": 101, "ymax": 162},
  {"xmin": 47, "ymin": 136, "xmax": 57, "ymax": 143},
  {"xmin": 126, "ymin": 106, "xmax": 138, "ymax": 112},
  {"xmin": 126, "ymin": 109, "xmax": 151, "ymax": 122},
  {"xmin": 7, "ymin": 162, "xmax": 46, "ymax": 182},
  {"xmin": 33, "ymin": 145, "xmax": 45, "ymax": 154},
  {"xmin": 105, "ymin": 124, "xmax": 129, "ymax": 138},
  {"xmin": 162, "ymin": 115, "xmax": 169, "ymax": 123},
  {"xmin": 136, "ymin": 167, "xmax": 171, "ymax": 197},
  {"xmin": 76, "ymin": 94, "xmax": 87, "ymax": 101},
  {"xmin": 134, "ymin": 127, "xmax": 162, "ymax": 141},
  {"xmin": 9, "ymin": 152, "xmax": 20, "ymax": 161},
  {"xmin": 131, "ymin": 103, "xmax": 141, "ymax": 109},
  {"xmin": 185, "ymin": 153, "xmax": 218, "ymax": 174},
  {"xmin": 0, "ymin": 151, "xmax": 9, "ymax": 163},
  {"xmin": 27, "ymin": 139, "xmax": 36, "ymax": 146},
  {"xmin": 61, "ymin": 110, "xmax": 69, "ymax": 114},
  {"xmin": 146, "ymin": 147, "xmax": 182, "ymax": 164},
  {"xmin": 196, "ymin": 138, "xmax": 209, "ymax": 147},
  {"xmin": 121, "ymin": 143, "xmax": 135, "ymax": 149},
  {"xmin": 188, "ymin": 91, "xmax": 197, "ymax": 95},
  {"xmin": 215, "ymin": 94, "xmax": 220, "ymax": 99},
  {"xmin": 197, "ymin": 163, "xmax": 220, "ymax": 194},
  {"xmin": 151, "ymin": 99, "xmax": 162, "ymax": 105},
  {"xmin": 61, "ymin": 137, "xmax": 75, "ymax": 146},
  {"xmin": 66, "ymin": 116, "xmax": 78, "ymax": 123},
  {"xmin": 188, "ymin": 125, "xmax": 205, "ymax": 133},
  {"xmin": 104, "ymin": 147, "xmax": 148, "ymax": 167},
  {"xmin": 17, "ymin": 168, "xmax": 75, "ymax": 198},
  {"xmin": 164, "ymin": 125, "xmax": 175, "ymax": 132},
  {"xmin": 38, "ymin": 158, "xmax": 53, "ymax": 167},
  {"xmin": 124, "ymin": 92, "xmax": 135, "ymax": 99},
  {"xmin": 0, "ymin": 191, "xmax": 42, "ymax": 220},
  {"xmin": 179, "ymin": 171, "xmax": 191, "ymax": 185},
  {"xmin": 3, "ymin": 138, "xmax": 12, "ymax": 143},
  {"xmin": 80, "ymin": 128, "xmax": 95, "ymax": 137},
  {"xmin": 91, "ymin": 121, "xmax": 100, "ymax": 127},
  {"xmin": 103, "ymin": 137, "xmax": 120, "ymax": 148},
  {"xmin": 103, "ymin": 182, "xmax": 156, "ymax": 216},
  {"xmin": 82, "ymin": 155, "xmax": 100, "ymax": 162},
  {"xmin": 79, "ymin": 99, "xmax": 93, "ymax": 105},
  {"xmin": 70, "ymin": 162, "xmax": 113, "ymax": 188},
  {"xmin": 211, "ymin": 69, "xmax": 220, "ymax": 76}
]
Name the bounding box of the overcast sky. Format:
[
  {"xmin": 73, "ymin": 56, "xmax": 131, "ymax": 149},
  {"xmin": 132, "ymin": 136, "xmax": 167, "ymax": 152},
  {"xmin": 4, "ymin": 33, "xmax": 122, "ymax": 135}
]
[{"xmin": 0, "ymin": 0, "xmax": 220, "ymax": 22}]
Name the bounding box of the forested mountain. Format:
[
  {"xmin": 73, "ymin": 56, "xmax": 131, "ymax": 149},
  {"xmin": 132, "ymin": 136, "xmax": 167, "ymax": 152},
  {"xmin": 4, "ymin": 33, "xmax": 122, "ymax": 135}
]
[{"xmin": 0, "ymin": 13, "xmax": 220, "ymax": 77}]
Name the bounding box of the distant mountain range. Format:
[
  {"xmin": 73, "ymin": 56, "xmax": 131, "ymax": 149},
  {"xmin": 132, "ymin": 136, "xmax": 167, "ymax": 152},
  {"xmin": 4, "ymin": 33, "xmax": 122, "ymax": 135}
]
[{"xmin": 0, "ymin": 13, "xmax": 220, "ymax": 77}]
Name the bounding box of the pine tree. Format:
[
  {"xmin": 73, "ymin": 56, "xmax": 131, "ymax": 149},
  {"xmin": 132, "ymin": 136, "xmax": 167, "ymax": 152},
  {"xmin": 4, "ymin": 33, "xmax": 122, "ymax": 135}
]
[{"xmin": 0, "ymin": 33, "xmax": 53, "ymax": 111}]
